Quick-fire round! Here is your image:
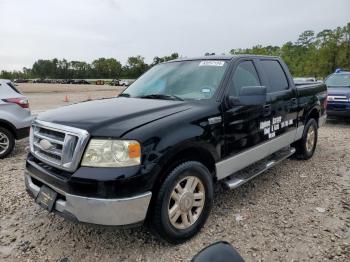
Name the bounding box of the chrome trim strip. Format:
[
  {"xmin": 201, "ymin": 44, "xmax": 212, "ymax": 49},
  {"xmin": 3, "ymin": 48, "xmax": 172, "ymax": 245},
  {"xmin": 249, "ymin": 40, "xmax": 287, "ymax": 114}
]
[
  {"xmin": 25, "ymin": 172, "xmax": 152, "ymax": 226},
  {"xmin": 34, "ymin": 119, "xmax": 89, "ymax": 136},
  {"xmin": 327, "ymin": 96, "xmax": 349, "ymax": 102},
  {"xmin": 318, "ymin": 114, "xmax": 327, "ymax": 127},
  {"xmin": 295, "ymin": 125, "xmax": 305, "ymax": 140},
  {"xmin": 216, "ymin": 127, "xmax": 303, "ymax": 180},
  {"xmin": 34, "ymin": 132, "xmax": 64, "ymax": 145}
]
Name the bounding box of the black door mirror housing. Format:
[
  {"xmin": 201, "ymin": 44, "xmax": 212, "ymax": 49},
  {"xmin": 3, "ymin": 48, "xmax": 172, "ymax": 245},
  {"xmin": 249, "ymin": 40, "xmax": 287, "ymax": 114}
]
[{"xmin": 228, "ymin": 86, "xmax": 267, "ymax": 107}]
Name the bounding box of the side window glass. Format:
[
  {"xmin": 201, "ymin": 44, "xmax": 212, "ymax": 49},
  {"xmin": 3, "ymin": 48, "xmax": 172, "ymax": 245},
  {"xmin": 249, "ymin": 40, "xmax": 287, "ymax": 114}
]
[
  {"xmin": 261, "ymin": 60, "xmax": 289, "ymax": 92},
  {"xmin": 230, "ymin": 61, "xmax": 260, "ymax": 97}
]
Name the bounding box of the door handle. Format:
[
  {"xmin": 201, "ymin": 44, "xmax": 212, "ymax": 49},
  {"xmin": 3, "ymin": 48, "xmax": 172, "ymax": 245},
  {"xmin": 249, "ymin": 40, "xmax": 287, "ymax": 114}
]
[
  {"xmin": 290, "ymin": 98, "xmax": 298, "ymax": 108},
  {"xmin": 264, "ymin": 104, "xmax": 271, "ymax": 116}
]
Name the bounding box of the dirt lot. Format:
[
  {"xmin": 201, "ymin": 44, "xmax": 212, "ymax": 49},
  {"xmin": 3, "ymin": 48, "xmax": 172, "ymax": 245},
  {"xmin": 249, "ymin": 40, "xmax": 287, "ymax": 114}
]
[
  {"xmin": 16, "ymin": 83, "xmax": 125, "ymax": 114},
  {"xmin": 0, "ymin": 85, "xmax": 349, "ymax": 261}
]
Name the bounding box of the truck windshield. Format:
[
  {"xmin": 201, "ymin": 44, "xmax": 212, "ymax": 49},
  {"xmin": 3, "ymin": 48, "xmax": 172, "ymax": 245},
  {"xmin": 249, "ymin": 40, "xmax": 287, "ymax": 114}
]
[
  {"xmin": 325, "ymin": 74, "xmax": 350, "ymax": 87},
  {"xmin": 122, "ymin": 60, "xmax": 228, "ymax": 100}
]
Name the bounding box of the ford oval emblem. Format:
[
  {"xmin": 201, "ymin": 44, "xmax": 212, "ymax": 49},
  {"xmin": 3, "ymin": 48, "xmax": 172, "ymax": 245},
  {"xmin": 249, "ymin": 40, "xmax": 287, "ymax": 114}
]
[{"xmin": 39, "ymin": 139, "xmax": 54, "ymax": 150}]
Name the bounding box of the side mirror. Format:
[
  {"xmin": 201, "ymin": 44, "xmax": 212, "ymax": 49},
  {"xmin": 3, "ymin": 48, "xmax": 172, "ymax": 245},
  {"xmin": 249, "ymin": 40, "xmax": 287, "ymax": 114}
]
[
  {"xmin": 191, "ymin": 241, "xmax": 244, "ymax": 262},
  {"xmin": 228, "ymin": 86, "xmax": 267, "ymax": 107}
]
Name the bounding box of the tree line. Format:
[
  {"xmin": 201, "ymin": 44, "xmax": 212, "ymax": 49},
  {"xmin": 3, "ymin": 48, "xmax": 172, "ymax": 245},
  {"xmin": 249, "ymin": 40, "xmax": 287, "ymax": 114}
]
[
  {"xmin": 230, "ymin": 22, "xmax": 350, "ymax": 78},
  {"xmin": 1, "ymin": 22, "xmax": 349, "ymax": 80},
  {"xmin": 0, "ymin": 54, "xmax": 179, "ymax": 80}
]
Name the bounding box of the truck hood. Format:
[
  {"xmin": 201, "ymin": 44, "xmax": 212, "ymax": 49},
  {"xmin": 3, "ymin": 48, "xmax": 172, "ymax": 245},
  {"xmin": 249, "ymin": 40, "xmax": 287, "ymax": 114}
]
[
  {"xmin": 327, "ymin": 87, "xmax": 350, "ymax": 97},
  {"xmin": 37, "ymin": 97, "xmax": 191, "ymax": 137}
]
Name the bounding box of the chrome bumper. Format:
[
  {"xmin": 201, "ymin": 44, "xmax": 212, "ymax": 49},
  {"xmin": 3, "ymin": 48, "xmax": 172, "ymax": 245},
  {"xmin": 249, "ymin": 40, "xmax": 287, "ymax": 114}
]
[
  {"xmin": 24, "ymin": 172, "xmax": 152, "ymax": 226},
  {"xmin": 319, "ymin": 114, "xmax": 327, "ymax": 127}
]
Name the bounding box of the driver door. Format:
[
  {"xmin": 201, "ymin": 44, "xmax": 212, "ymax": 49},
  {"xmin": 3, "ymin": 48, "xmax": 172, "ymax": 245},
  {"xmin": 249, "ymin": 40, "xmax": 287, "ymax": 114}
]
[{"xmin": 223, "ymin": 59, "xmax": 270, "ymax": 158}]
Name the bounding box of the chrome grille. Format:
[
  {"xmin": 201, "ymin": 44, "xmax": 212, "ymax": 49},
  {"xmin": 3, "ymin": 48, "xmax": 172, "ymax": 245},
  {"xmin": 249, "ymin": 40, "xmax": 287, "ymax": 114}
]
[
  {"xmin": 327, "ymin": 95, "xmax": 349, "ymax": 102},
  {"xmin": 30, "ymin": 120, "xmax": 90, "ymax": 172}
]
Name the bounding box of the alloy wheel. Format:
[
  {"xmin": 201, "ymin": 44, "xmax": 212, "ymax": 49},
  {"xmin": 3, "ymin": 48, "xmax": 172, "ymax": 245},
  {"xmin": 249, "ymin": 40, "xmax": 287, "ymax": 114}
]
[
  {"xmin": 0, "ymin": 132, "xmax": 10, "ymax": 155},
  {"xmin": 306, "ymin": 125, "xmax": 315, "ymax": 152},
  {"xmin": 168, "ymin": 175, "xmax": 205, "ymax": 230}
]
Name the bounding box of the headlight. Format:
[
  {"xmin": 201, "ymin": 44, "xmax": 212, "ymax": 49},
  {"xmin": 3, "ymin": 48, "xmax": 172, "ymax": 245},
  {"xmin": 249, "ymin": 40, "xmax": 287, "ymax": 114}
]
[{"xmin": 81, "ymin": 139, "xmax": 141, "ymax": 167}]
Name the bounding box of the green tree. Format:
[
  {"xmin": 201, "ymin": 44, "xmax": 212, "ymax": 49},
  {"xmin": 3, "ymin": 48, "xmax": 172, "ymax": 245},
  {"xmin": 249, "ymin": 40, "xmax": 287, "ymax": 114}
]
[
  {"xmin": 91, "ymin": 58, "xmax": 122, "ymax": 78},
  {"xmin": 123, "ymin": 55, "xmax": 149, "ymax": 78},
  {"xmin": 152, "ymin": 53, "xmax": 179, "ymax": 66}
]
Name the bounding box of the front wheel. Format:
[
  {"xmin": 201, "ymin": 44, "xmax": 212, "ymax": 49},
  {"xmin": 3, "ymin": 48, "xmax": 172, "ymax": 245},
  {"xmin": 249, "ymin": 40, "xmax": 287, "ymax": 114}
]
[
  {"xmin": 149, "ymin": 161, "xmax": 213, "ymax": 244},
  {"xmin": 294, "ymin": 118, "xmax": 318, "ymax": 160}
]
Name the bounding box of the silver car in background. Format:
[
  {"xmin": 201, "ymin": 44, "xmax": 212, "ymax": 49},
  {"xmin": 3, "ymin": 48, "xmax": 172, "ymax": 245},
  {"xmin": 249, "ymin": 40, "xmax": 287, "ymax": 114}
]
[{"xmin": 0, "ymin": 79, "xmax": 32, "ymax": 158}]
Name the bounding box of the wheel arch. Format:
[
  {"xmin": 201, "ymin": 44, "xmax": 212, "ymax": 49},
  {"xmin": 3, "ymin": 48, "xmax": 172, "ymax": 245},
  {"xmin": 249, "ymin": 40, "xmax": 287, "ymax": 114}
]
[
  {"xmin": 0, "ymin": 119, "xmax": 17, "ymax": 138},
  {"xmin": 305, "ymin": 107, "xmax": 320, "ymax": 127},
  {"xmin": 153, "ymin": 143, "xmax": 218, "ymax": 188},
  {"xmin": 145, "ymin": 142, "xmax": 218, "ymax": 220}
]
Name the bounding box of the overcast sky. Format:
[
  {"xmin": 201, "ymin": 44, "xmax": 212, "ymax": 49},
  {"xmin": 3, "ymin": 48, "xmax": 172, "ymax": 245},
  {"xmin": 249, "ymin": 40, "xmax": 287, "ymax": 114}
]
[{"xmin": 0, "ymin": 0, "xmax": 349, "ymax": 70}]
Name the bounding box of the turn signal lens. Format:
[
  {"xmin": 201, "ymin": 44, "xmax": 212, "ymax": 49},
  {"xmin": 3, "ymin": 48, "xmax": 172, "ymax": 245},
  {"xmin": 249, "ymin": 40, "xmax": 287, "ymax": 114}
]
[{"xmin": 128, "ymin": 143, "xmax": 141, "ymax": 158}]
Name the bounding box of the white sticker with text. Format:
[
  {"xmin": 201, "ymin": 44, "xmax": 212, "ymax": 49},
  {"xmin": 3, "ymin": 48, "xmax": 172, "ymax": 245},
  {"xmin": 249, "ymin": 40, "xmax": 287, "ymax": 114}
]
[{"xmin": 199, "ymin": 61, "xmax": 225, "ymax": 67}]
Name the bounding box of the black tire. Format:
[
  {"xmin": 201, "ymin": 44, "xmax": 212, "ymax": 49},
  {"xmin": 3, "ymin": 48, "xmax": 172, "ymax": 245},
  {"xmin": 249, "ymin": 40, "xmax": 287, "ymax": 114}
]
[
  {"xmin": 0, "ymin": 127, "xmax": 15, "ymax": 159},
  {"xmin": 149, "ymin": 161, "xmax": 214, "ymax": 244},
  {"xmin": 294, "ymin": 118, "xmax": 318, "ymax": 160}
]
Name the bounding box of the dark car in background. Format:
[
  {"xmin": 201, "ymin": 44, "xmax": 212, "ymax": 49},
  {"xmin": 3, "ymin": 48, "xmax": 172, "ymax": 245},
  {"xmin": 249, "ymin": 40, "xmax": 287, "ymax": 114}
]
[{"xmin": 325, "ymin": 70, "xmax": 350, "ymax": 118}]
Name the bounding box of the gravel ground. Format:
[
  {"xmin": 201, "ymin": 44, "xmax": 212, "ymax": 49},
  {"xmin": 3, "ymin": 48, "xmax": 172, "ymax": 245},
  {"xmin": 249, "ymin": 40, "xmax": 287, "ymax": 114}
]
[{"xmin": 0, "ymin": 121, "xmax": 349, "ymax": 261}]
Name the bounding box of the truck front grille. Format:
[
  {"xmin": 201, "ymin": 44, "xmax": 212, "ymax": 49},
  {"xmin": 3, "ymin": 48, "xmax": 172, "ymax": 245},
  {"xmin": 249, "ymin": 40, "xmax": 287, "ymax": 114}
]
[
  {"xmin": 30, "ymin": 120, "xmax": 90, "ymax": 172},
  {"xmin": 327, "ymin": 95, "xmax": 349, "ymax": 102}
]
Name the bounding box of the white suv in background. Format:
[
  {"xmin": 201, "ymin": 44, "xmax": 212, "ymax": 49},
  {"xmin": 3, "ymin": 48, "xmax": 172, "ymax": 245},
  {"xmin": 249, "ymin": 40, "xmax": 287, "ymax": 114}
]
[{"xmin": 0, "ymin": 79, "xmax": 32, "ymax": 158}]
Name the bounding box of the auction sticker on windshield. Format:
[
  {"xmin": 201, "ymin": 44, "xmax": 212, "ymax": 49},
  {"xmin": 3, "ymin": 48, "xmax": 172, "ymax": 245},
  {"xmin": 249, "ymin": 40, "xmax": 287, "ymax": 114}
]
[{"xmin": 199, "ymin": 61, "xmax": 225, "ymax": 67}]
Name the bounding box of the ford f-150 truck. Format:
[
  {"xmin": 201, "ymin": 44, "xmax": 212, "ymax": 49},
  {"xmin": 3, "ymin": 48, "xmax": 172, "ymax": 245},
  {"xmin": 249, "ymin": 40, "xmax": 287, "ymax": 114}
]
[{"xmin": 24, "ymin": 55, "xmax": 327, "ymax": 243}]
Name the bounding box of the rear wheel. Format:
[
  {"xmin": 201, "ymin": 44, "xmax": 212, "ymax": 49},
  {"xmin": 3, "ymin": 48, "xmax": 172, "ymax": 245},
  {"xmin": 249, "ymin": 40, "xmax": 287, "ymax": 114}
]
[
  {"xmin": 294, "ymin": 118, "xmax": 318, "ymax": 160},
  {"xmin": 149, "ymin": 161, "xmax": 213, "ymax": 244},
  {"xmin": 0, "ymin": 127, "xmax": 15, "ymax": 159}
]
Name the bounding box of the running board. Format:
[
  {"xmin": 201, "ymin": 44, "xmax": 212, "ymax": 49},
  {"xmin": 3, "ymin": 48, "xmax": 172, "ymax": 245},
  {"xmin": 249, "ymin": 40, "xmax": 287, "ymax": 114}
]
[{"xmin": 223, "ymin": 147, "xmax": 296, "ymax": 190}]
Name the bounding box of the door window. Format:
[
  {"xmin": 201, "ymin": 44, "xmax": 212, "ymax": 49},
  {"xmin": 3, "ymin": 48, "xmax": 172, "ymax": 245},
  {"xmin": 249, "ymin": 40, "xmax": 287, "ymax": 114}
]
[
  {"xmin": 261, "ymin": 60, "xmax": 289, "ymax": 93},
  {"xmin": 230, "ymin": 61, "xmax": 260, "ymax": 97}
]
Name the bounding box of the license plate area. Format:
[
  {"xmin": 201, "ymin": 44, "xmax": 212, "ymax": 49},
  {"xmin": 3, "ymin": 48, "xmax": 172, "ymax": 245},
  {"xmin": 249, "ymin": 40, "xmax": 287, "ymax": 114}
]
[{"xmin": 35, "ymin": 185, "xmax": 58, "ymax": 212}]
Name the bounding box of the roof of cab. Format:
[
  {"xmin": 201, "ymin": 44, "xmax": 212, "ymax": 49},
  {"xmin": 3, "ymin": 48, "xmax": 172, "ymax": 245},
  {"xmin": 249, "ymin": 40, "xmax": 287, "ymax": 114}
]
[{"xmin": 167, "ymin": 54, "xmax": 281, "ymax": 63}]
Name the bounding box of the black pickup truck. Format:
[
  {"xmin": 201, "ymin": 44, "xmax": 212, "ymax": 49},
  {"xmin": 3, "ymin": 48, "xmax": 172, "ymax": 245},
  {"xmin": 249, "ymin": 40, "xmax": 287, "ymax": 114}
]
[{"xmin": 25, "ymin": 55, "xmax": 327, "ymax": 243}]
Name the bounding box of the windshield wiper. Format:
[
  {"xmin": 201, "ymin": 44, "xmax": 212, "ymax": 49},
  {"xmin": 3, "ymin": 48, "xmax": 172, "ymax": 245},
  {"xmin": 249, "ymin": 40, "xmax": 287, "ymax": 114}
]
[
  {"xmin": 138, "ymin": 94, "xmax": 184, "ymax": 101},
  {"xmin": 119, "ymin": 93, "xmax": 130, "ymax": 97}
]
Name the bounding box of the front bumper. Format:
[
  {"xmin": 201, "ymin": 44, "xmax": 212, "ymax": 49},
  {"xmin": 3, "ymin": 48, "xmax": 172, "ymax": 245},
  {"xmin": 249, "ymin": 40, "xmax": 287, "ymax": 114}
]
[
  {"xmin": 327, "ymin": 102, "xmax": 350, "ymax": 117},
  {"xmin": 15, "ymin": 127, "xmax": 30, "ymax": 140},
  {"xmin": 327, "ymin": 109, "xmax": 350, "ymax": 117},
  {"xmin": 24, "ymin": 171, "xmax": 152, "ymax": 226}
]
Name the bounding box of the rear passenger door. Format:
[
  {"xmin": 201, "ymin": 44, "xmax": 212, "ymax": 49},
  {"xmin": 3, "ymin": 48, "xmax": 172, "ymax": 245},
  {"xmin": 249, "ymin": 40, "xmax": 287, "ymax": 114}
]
[{"xmin": 257, "ymin": 59, "xmax": 298, "ymax": 139}]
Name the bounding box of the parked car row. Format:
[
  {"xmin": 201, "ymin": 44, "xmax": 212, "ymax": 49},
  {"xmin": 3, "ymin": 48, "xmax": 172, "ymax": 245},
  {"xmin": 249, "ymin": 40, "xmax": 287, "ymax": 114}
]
[
  {"xmin": 109, "ymin": 79, "xmax": 131, "ymax": 86},
  {"xmin": 13, "ymin": 78, "xmax": 133, "ymax": 86},
  {"xmin": 32, "ymin": 79, "xmax": 91, "ymax": 84}
]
